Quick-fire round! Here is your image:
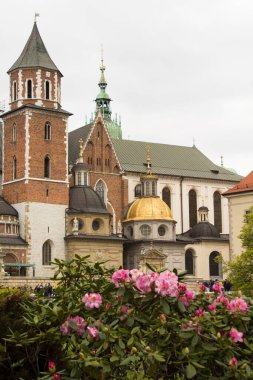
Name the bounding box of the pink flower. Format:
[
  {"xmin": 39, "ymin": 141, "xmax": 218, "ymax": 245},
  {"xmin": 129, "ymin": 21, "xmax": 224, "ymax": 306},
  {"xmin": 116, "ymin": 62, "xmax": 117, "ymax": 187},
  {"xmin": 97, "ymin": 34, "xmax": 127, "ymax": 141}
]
[
  {"xmin": 195, "ymin": 309, "xmax": 204, "ymax": 317},
  {"xmin": 200, "ymin": 284, "xmax": 206, "ymax": 292},
  {"xmin": 48, "ymin": 361, "xmax": 56, "ymax": 373},
  {"xmin": 208, "ymin": 304, "xmax": 216, "ymax": 311},
  {"xmin": 229, "ymin": 329, "xmax": 244, "ymax": 343},
  {"xmin": 106, "ymin": 303, "xmax": 111, "ymax": 310},
  {"xmin": 129, "ymin": 269, "xmax": 143, "ymax": 281},
  {"xmin": 155, "ymin": 271, "xmax": 178, "ymax": 297},
  {"xmin": 112, "ymin": 269, "xmax": 130, "ymax": 287},
  {"xmin": 82, "ymin": 293, "xmax": 103, "ymax": 309},
  {"xmin": 227, "ymin": 297, "xmax": 248, "ymax": 314},
  {"xmin": 60, "ymin": 320, "xmax": 69, "ymax": 335},
  {"xmin": 179, "ymin": 290, "xmax": 195, "ymax": 307},
  {"xmin": 135, "ymin": 274, "xmax": 154, "ymax": 293},
  {"xmin": 214, "ymin": 294, "xmax": 229, "ymax": 305},
  {"xmin": 87, "ymin": 326, "xmax": 99, "ymax": 340},
  {"xmin": 212, "ymin": 284, "xmax": 222, "ymax": 293},
  {"xmin": 53, "ymin": 375, "xmax": 61, "ymax": 380},
  {"xmin": 119, "ymin": 305, "xmax": 130, "ymax": 320},
  {"xmin": 178, "ymin": 284, "xmax": 187, "ymax": 293},
  {"xmin": 60, "ymin": 316, "xmax": 86, "ymax": 336},
  {"xmin": 229, "ymin": 357, "xmax": 238, "ymax": 367}
]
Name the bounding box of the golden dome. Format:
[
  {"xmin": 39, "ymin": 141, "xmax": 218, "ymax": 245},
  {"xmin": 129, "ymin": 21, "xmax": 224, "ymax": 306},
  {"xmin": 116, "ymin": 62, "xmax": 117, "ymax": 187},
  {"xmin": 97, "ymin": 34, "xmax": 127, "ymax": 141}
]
[{"xmin": 125, "ymin": 197, "xmax": 174, "ymax": 222}]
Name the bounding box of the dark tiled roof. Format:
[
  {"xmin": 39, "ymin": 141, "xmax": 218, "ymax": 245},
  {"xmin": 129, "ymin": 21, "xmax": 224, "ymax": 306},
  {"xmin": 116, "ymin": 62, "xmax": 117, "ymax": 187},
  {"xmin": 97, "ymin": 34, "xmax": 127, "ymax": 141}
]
[
  {"xmin": 8, "ymin": 22, "xmax": 60, "ymax": 74},
  {"xmin": 0, "ymin": 236, "xmax": 27, "ymax": 245},
  {"xmin": 112, "ymin": 139, "xmax": 242, "ymax": 182},
  {"xmin": 223, "ymin": 170, "xmax": 253, "ymax": 195},
  {"xmin": 178, "ymin": 222, "xmax": 229, "ymax": 242},
  {"xmin": 1, "ymin": 103, "xmax": 72, "ymax": 118},
  {"xmin": 68, "ymin": 186, "xmax": 109, "ymax": 214},
  {"xmin": 0, "ymin": 197, "xmax": 18, "ymax": 216},
  {"xmin": 68, "ymin": 124, "xmax": 93, "ymax": 164},
  {"xmin": 68, "ymin": 123, "xmax": 241, "ymax": 181}
]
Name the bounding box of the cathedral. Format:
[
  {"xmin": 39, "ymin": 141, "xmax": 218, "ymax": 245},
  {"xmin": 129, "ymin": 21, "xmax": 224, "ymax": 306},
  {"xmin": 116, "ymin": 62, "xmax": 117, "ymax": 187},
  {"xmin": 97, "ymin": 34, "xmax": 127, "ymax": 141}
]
[{"xmin": 0, "ymin": 22, "xmax": 241, "ymax": 281}]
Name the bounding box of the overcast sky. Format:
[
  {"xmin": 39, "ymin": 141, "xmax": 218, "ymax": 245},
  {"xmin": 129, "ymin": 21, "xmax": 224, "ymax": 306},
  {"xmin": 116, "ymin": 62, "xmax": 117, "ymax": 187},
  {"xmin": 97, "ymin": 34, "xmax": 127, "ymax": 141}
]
[{"xmin": 1, "ymin": 0, "xmax": 253, "ymax": 176}]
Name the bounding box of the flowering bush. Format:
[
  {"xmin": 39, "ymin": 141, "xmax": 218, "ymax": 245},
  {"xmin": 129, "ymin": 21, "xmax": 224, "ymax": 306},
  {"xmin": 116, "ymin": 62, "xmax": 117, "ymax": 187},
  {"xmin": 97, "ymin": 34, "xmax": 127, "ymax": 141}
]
[{"xmin": 3, "ymin": 255, "xmax": 253, "ymax": 379}]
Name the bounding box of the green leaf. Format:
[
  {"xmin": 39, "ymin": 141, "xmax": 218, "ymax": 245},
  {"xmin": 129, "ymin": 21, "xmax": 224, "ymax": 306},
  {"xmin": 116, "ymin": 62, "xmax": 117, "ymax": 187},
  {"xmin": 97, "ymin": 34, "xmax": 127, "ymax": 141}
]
[
  {"xmin": 153, "ymin": 353, "xmax": 165, "ymax": 362},
  {"xmin": 120, "ymin": 356, "xmax": 133, "ymax": 366},
  {"xmin": 131, "ymin": 326, "xmax": 140, "ymax": 335},
  {"xmin": 191, "ymin": 335, "xmax": 199, "ymax": 347},
  {"xmin": 186, "ymin": 363, "xmax": 197, "ymax": 379},
  {"xmin": 119, "ymin": 339, "xmax": 125, "ymax": 349},
  {"xmin": 127, "ymin": 336, "xmax": 134, "ymax": 347},
  {"xmin": 177, "ymin": 300, "xmax": 186, "ymax": 313},
  {"xmin": 160, "ymin": 299, "xmax": 170, "ymax": 314},
  {"xmin": 110, "ymin": 355, "xmax": 119, "ymax": 363}
]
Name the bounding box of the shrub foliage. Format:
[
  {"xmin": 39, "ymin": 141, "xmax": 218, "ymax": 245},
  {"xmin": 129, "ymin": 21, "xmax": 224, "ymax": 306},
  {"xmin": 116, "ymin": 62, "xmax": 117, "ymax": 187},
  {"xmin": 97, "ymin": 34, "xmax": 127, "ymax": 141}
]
[{"xmin": 1, "ymin": 255, "xmax": 253, "ymax": 380}]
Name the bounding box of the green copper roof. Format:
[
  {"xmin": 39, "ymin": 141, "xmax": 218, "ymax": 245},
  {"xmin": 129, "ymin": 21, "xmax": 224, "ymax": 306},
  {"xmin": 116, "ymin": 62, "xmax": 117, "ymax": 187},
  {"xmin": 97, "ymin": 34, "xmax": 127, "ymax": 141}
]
[
  {"xmin": 96, "ymin": 89, "xmax": 111, "ymax": 101},
  {"xmin": 8, "ymin": 22, "xmax": 61, "ymax": 74},
  {"xmin": 111, "ymin": 139, "xmax": 242, "ymax": 182},
  {"xmin": 106, "ymin": 120, "xmax": 122, "ymax": 139},
  {"xmin": 68, "ymin": 124, "xmax": 241, "ymax": 182}
]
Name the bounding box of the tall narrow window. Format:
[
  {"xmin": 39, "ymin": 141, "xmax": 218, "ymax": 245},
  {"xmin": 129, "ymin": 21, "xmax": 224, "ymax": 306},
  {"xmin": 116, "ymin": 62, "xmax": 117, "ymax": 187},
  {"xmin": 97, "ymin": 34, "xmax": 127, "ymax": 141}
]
[
  {"xmin": 134, "ymin": 184, "xmax": 142, "ymax": 198},
  {"xmin": 77, "ymin": 172, "xmax": 82, "ymax": 185},
  {"xmin": 189, "ymin": 189, "xmax": 197, "ymax": 227},
  {"xmin": 209, "ymin": 251, "xmax": 221, "ymax": 277},
  {"xmin": 12, "ymin": 123, "xmax": 17, "ymax": 143},
  {"xmin": 27, "ymin": 80, "xmax": 32, "ymax": 98},
  {"xmin": 42, "ymin": 240, "xmax": 51, "ymax": 265},
  {"xmin": 152, "ymin": 181, "xmax": 156, "ymax": 196},
  {"xmin": 162, "ymin": 187, "xmax": 171, "ymax": 208},
  {"xmin": 45, "ymin": 122, "xmax": 51, "ymax": 140},
  {"xmin": 44, "ymin": 155, "xmax": 50, "ymax": 178},
  {"xmin": 185, "ymin": 249, "xmax": 194, "ymax": 275},
  {"xmin": 146, "ymin": 182, "xmax": 150, "ymax": 196},
  {"xmin": 213, "ymin": 191, "xmax": 222, "ymax": 233},
  {"xmin": 13, "ymin": 156, "xmax": 17, "ymax": 179},
  {"xmin": 95, "ymin": 180, "xmax": 105, "ymax": 203},
  {"xmin": 13, "ymin": 81, "xmax": 17, "ymax": 101},
  {"xmin": 45, "ymin": 81, "xmax": 50, "ymax": 100}
]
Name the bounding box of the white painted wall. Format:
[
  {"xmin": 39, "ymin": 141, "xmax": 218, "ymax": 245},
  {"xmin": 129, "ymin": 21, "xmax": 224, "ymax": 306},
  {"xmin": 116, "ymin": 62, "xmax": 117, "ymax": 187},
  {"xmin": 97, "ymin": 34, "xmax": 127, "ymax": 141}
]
[
  {"xmin": 13, "ymin": 202, "xmax": 66, "ymax": 277},
  {"xmin": 127, "ymin": 173, "xmax": 233, "ymax": 234}
]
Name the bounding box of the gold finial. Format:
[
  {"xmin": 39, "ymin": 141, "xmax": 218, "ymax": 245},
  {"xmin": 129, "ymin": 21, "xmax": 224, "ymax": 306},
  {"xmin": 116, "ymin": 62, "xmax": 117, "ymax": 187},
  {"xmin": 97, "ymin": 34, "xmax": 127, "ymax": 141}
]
[
  {"xmin": 146, "ymin": 144, "xmax": 151, "ymax": 174},
  {"xmin": 100, "ymin": 44, "xmax": 105, "ymax": 72},
  {"xmin": 79, "ymin": 138, "xmax": 83, "ymax": 158},
  {"xmin": 34, "ymin": 12, "xmax": 40, "ymax": 23}
]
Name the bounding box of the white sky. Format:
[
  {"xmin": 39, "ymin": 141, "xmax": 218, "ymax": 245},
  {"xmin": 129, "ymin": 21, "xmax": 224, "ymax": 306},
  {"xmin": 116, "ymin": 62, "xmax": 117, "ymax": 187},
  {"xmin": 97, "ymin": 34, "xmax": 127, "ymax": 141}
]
[{"xmin": 1, "ymin": 0, "xmax": 253, "ymax": 176}]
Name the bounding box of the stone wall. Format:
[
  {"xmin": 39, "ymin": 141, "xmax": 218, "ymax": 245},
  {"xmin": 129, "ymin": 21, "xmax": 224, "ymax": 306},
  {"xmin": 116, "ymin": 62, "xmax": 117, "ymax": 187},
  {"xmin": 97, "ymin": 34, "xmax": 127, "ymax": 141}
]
[{"xmin": 0, "ymin": 276, "xmax": 57, "ymax": 289}]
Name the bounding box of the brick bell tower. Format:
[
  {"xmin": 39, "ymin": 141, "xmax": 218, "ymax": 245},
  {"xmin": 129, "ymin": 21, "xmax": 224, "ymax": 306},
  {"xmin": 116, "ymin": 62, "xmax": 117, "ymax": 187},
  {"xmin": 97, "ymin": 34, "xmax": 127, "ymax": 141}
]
[{"xmin": 1, "ymin": 21, "xmax": 71, "ymax": 276}]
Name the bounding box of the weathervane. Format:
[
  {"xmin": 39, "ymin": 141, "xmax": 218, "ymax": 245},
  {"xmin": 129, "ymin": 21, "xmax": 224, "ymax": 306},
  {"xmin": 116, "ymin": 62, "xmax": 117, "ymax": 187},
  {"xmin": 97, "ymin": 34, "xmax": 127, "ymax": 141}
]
[{"xmin": 34, "ymin": 13, "xmax": 40, "ymax": 23}]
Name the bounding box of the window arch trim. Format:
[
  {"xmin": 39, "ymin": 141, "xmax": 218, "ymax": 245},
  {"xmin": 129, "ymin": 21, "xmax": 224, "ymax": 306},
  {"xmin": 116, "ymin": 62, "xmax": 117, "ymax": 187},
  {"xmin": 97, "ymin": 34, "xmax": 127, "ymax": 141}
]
[{"xmin": 42, "ymin": 240, "xmax": 52, "ymax": 265}]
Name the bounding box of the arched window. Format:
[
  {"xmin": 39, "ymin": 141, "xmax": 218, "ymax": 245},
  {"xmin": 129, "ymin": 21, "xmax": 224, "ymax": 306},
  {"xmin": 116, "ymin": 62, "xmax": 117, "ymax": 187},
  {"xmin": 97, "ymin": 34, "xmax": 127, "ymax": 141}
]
[
  {"xmin": 27, "ymin": 79, "xmax": 32, "ymax": 98},
  {"xmin": 44, "ymin": 155, "xmax": 51, "ymax": 178},
  {"xmin": 213, "ymin": 191, "xmax": 222, "ymax": 233},
  {"xmin": 13, "ymin": 156, "xmax": 17, "ymax": 179},
  {"xmin": 146, "ymin": 182, "xmax": 150, "ymax": 196},
  {"xmin": 113, "ymin": 165, "xmax": 120, "ymax": 173},
  {"xmin": 189, "ymin": 189, "xmax": 197, "ymax": 227},
  {"xmin": 12, "ymin": 123, "xmax": 17, "ymax": 142},
  {"xmin": 13, "ymin": 81, "xmax": 17, "ymax": 101},
  {"xmin": 152, "ymin": 181, "xmax": 156, "ymax": 196},
  {"xmin": 185, "ymin": 249, "xmax": 194, "ymax": 275},
  {"xmin": 162, "ymin": 187, "xmax": 171, "ymax": 208},
  {"xmin": 209, "ymin": 251, "xmax": 221, "ymax": 277},
  {"xmin": 105, "ymin": 145, "xmax": 111, "ymax": 172},
  {"xmin": 134, "ymin": 184, "xmax": 142, "ymax": 198},
  {"xmin": 45, "ymin": 122, "xmax": 51, "ymax": 140},
  {"xmin": 87, "ymin": 142, "xmax": 94, "ymax": 167},
  {"xmin": 95, "ymin": 180, "xmax": 105, "ymax": 203},
  {"xmin": 45, "ymin": 80, "xmax": 50, "ymax": 100},
  {"xmin": 42, "ymin": 240, "xmax": 51, "ymax": 265}
]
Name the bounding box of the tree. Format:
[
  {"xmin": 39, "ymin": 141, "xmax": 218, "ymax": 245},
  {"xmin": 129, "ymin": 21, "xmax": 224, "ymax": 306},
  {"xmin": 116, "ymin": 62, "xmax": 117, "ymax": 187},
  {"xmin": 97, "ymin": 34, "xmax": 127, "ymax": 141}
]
[{"xmin": 225, "ymin": 206, "xmax": 253, "ymax": 294}]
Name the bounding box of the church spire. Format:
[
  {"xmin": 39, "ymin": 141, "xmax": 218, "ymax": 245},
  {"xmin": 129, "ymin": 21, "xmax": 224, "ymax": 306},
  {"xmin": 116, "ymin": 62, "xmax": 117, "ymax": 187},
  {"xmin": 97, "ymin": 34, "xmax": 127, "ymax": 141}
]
[
  {"xmin": 8, "ymin": 21, "xmax": 61, "ymax": 75},
  {"xmin": 95, "ymin": 55, "xmax": 111, "ymax": 118}
]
